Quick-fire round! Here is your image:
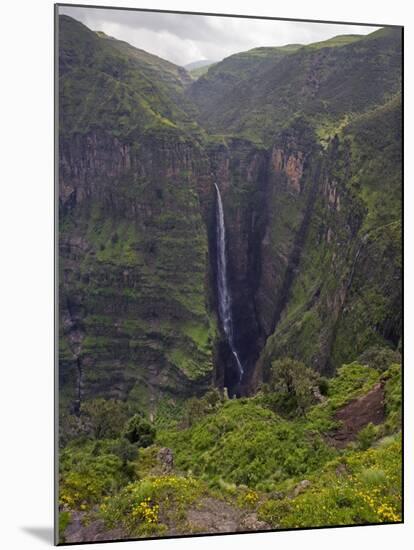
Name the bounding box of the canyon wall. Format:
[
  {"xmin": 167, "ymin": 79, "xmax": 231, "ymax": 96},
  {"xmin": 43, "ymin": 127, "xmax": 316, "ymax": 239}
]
[{"xmin": 59, "ymin": 15, "xmax": 402, "ymax": 410}]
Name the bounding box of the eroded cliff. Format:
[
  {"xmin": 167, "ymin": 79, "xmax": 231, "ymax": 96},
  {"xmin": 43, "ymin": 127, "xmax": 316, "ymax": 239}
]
[{"xmin": 59, "ymin": 15, "xmax": 402, "ymax": 409}]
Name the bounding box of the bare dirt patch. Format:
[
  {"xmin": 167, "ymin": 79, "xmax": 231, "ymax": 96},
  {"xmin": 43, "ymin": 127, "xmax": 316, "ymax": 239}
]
[
  {"xmin": 329, "ymin": 382, "xmax": 385, "ymax": 448},
  {"xmin": 186, "ymin": 497, "xmax": 269, "ymax": 534}
]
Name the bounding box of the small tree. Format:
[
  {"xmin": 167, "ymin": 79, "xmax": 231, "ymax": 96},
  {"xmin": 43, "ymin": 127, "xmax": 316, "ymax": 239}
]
[
  {"xmin": 123, "ymin": 414, "xmax": 156, "ymax": 448},
  {"xmin": 81, "ymin": 398, "xmax": 129, "ymax": 439},
  {"xmin": 111, "ymin": 438, "xmax": 139, "ymax": 465},
  {"xmin": 203, "ymin": 388, "xmax": 222, "ymax": 409},
  {"xmin": 268, "ymin": 358, "xmax": 320, "ymax": 415}
]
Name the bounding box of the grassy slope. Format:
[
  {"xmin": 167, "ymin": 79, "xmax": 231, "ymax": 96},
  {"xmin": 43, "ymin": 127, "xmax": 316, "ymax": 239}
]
[
  {"xmin": 187, "ymin": 28, "xmax": 402, "ymax": 145},
  {"xmin": 58, "ymin": 360, "xmax": 401, "ymax": 540},
  {"xmin": 59, "ymin": 16, "xmax": 198, "ymax": 138}
]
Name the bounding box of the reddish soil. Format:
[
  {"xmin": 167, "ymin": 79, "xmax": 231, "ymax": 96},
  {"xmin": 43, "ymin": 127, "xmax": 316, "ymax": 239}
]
[{"xmin": 329, "ymin": 382, "xmax": 385, "ymax": 448}]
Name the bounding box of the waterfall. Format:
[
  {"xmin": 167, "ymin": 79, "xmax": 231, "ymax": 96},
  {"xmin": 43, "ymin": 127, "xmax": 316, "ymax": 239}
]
[{"xmin": 214, "ymin": 183, "xmax": 244, "ymax": 383}]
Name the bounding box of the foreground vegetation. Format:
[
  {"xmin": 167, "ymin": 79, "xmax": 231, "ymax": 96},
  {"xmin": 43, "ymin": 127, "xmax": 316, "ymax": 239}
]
[{"xmin": 59, "ymin": 349, "xmax": 402, "ymax": 542}]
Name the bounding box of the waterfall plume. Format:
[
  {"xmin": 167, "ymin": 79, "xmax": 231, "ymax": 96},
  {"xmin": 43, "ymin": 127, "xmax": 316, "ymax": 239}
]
[{"xmin": 214, "ymin": 183, "xmax": 244, "ymax": 385}]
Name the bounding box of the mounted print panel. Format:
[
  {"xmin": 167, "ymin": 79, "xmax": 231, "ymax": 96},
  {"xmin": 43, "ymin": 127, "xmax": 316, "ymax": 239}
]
[{"xmin": 55, "ymin": 3, "xmax": 403, "ymax": 545}]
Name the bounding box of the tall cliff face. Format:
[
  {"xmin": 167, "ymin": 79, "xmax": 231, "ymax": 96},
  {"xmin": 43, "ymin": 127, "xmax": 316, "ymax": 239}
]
[
  {"xmin": 59, "ymin": 16, "xmax": 216, "ymax": 413},
  {"xmin": 249, "ymin": 96, "xmax": 402, "ymax": 386},
  {"xmin": 59, "ymin": 131, "xmax": 216, "ymax": 411},
  {"xmin": 59, "ymin": 15, "xmax": 402, "ymax": 409}
]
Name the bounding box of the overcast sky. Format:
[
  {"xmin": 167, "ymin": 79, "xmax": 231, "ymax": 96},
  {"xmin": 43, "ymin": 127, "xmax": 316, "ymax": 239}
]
[{"xmin": 59, "ymin": 6, "xmax": 380, "ymax": 67}]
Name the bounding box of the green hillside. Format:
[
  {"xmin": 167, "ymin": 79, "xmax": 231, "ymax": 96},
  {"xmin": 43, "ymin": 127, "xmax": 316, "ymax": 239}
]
[
  {"xmin": 58, "ymin": 14, "xmax": 402, "ymax": 542},
  {"xmin": 187, "ymin": 28, "xmax": 402, "ymax": 144}
]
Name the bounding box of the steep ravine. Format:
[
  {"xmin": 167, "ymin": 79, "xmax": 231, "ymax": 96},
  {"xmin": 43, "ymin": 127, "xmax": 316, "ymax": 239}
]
[
  {"xmin": 58, "ymin": 15, "xmax": 402, "ymax": 412},
  {"xmin": 59, "ymin": 121, "xmax": 401, "ymax": 409},
  {"xmin": 204, "ymin": 127, "xmax": 324, "ymax": 395},
  {"xmin": 60, "ymin": 124, "xmax": 401, "ymax": 408},
  {"xmin": 205, "ymin": 124, "xmax": 325, "ymax": 393},
  {"xmin": 205, "ymin": 138, "xmax": 268, "ymax": 395},
  {"xmin": 207, "ymin": 114, "xmax": 401, "ymax": 395}
]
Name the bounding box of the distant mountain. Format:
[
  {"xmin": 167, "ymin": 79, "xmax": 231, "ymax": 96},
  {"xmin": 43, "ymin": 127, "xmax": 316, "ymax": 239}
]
[
  {"xmin": 185, "ymin": 59, "xmax": 219, "ymax": 80},
  {"xmin": 184, "ymin": 59, "xmax": 217, "ymax": 71},
  {"xmin": 186, "ymin": 29, "xmax": 402, "ymax": 144},
  {"xmin": 58, "ymin": 15, "xmax": 214, "ymax": 411}
]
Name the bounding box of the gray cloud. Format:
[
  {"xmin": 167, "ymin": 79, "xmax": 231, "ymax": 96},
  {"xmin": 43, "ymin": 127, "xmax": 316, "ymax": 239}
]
[{"xmin": 59, "ymin": 6, "xmax": 380, "ymax": 66}]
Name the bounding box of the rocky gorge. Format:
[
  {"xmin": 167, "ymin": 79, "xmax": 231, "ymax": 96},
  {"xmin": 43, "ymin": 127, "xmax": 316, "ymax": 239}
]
[
  {"xmin": 58, "ymin": 14, "xmax": 402, "ymax": 411},
  {"xmin": 57, "ymin": 13, "xmax": 403, "ymax": 542}
]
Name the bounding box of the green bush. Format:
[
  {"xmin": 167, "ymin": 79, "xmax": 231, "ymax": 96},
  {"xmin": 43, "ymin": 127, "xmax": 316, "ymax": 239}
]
[
  {"xmin": 158, "ymin": 399, "xmax": 334, "ymax": 487},
  {"xmin": 58, "ymin": 511, "xmax": 71, "ymax": 543},
  {"xmin": 327, "ymin": 363, "xmax": 380, "ymax": 407},
  {"xmin": 267, "ymin": 358, "xmax": 320, "ymax": 415},
  {"xmin": 123, "ymin": 414, "xmax": 156, "ymax": 447},
  {"xmin": 358, "ymin": 346, "xmax": 401, "ymax": 372},
  {"xmin": 81, "ymin": 399, "xmax": 130, "ymax": 439},
  {"xmin": 110, "ymin": 438, "xmax": 139, "ymax": 465},
  {"xmin": 58, "ymin": 357, "xmax": 402, "ymax": 533},
  {"xmin": 357, "ymin": 423, "xmax": 377, "ymax": 450},
  {"xmin": 182, "ymin": 388, "xmax": 223, "ymax": 427},
  {"xmin": 59, "ymin": 444, "xmax": 126, "ymax": 508},
  {"xmin": 258, "ymin": 435, "xmax": 402, "ymax": 529},
  {"xmin": 258, "ymin": 499, "xmax": 292, "ymax": 526},
  {"xmin": 383, "ymin": 363, "xmax": 402, "ymax": 432},
  {"xmin": 318, "ymin": 377, "xmax": 329, "ymax": 396}
]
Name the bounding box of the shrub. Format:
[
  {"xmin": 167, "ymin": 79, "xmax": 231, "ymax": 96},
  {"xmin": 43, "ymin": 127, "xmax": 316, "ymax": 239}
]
[
  {"xmin": 110, "ymin": 438, "xmax": 139, "ymax": 465},
  {"xmin": 158, "ymin": 399, "xmax": 334, "ymax": 488},
  {"xmin": 358, "ymin": 346, "xmax": 401, "ymax": 372},
  {"xmin": 258, "ymin": 435, "xmax": 402, "ymax": 529},
  {"xmin": 58, "ymin": 511, "xmax": 71, "ymax": 543},
  {"xmin": 59, "ymin": 436, "xmax": 141, "ymax": 510},
  {"xmin": 203, "ymin": 387, "xmax": 222, "ymax": 408},
  {"xmin": 59, "ymin": 449, "xmax": 125, "ymax": 508},
  {"xmin": 123, "ymin": 414, "xmax": 156, "ymax": 447},
  {"xmin": 236, "ymin": 488, "xmax": 260, "ymax": 509},
  {"xmin": 182, "ymin": 388, "xmax": 222, "ymax": 427},
  {"xmin": 258, "ymin": 499, "xmax": 292, "ymax": 526},
  {"xmin": 359, "ymin": 468, "xmax": 387, "ymax": 486},
  {"xmin": 318, "ymin": 377, "xmax": 329, "ymax": 396},
  {"xmin": 382, "ymin": 363, "xmax": 402, "ymax": 432},
  {"xmin": 327, "ymin": 363, "xmax": 379, "ymax": 408},
  {"xmin": 183, "ymin": 397, "xmax": 207, "ymax": 427},
  {"xmin": 268, "ymin": 358, "xmax": 320, "ymax": 415},
  {"xmin": 81, "ymin": 399, "xmax": 129, "ymax": 440},
  {"xmin": 357, "ymin": 423, "xmax": 377, "ymax": 450}
]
